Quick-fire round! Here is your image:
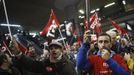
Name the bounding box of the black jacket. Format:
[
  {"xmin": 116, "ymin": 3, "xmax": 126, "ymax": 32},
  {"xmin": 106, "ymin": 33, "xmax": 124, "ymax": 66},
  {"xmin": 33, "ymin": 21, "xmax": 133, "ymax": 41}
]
[
  {"xmin": 14, "ymin": 54, "xmax": 77, "ymax": 75},
  {"xmin": 0, "ymin": 67, "xmax": 20, "ymax": 75}
]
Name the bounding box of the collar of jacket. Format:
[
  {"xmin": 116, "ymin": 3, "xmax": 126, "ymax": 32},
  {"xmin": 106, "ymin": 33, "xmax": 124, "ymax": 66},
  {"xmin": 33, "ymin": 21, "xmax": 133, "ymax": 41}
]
[{"xmin": 97, "ymin": 50, "xmax": 115, "ymax": 57}]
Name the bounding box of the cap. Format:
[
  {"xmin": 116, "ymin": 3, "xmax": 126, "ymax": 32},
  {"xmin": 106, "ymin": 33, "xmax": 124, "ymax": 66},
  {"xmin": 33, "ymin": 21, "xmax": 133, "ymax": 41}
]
[
  {"xmin": 48, "ymin": 41, "xmax": 62, "ymax": 49},
  {"xmin": 106, "ymin": 30, "xmax": 117, "ymax": 36}
]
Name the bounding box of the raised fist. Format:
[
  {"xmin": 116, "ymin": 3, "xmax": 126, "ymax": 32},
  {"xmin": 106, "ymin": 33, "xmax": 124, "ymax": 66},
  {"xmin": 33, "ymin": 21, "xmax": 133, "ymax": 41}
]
[
  {"xmin": 83, "ymin": 30, "xmax": 91, "ymax": 44},
  {"xmin": 101, "ymin": 49, "xmax": 111, "ymax": 61}
]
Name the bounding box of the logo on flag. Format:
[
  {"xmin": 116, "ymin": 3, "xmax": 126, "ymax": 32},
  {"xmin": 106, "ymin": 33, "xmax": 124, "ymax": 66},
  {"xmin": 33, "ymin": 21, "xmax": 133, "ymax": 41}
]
[
  {"xmin": 89, "ymin": 12, "xmax": 102, "ymax": 33},
  {"xmin": 40, "ymin": 10, "xmax": 60, "ymax": 37}
]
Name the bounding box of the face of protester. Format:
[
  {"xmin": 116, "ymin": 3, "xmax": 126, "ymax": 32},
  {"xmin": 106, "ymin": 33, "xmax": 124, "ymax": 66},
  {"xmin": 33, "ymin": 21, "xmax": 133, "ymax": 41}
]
[
  {"xmin": 28, "ymin": 46, "xmax": 36, "ymax": 53},
  {"xmin": 108, "ymin": 33, "xmax": 116, "ymax": 45},
  {"xmin": 72, "ymin": 42, "xmax": 79, "ymax": 51},
  {"xmin": 97, "ymin": 35, "xmax": 112, "ymax": 51},
  {"xmin": 106, "ymin": 31, "xmax": 117, "ymax": 45},
  {"xmin": 49, "ymin": 46, "xmax": 62, "ymax": 59},
  {"xmin": 27, "ymin": 46, "xmax": 37, "ymax": 57}
]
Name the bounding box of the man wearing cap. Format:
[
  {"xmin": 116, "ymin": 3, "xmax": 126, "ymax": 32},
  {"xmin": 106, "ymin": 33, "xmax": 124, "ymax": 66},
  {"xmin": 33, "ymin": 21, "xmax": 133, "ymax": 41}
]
[{"xmin": 12, "ymin": 41, "xmax": 77, "ymax": 75}]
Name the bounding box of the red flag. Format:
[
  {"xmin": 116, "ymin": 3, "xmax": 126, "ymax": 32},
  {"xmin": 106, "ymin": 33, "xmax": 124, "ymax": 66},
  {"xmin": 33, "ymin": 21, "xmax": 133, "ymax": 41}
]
[
  {"xmin": 12, "ymin": 37, "xmax": 28, "ymax": 54},
  {"xmin": 94, "ymin": 23, "xmax": 102, "ymax": 33},
  {"xmin": 16, "ymin": 41, "xmax": 28, "ymax": 53},
  {"xmin": 90, "ymin": 12, "xmax": 102, "ymax": 33},
  {"xmin": 40, "ymin": 10, "xmax": 60, "ymax": 36},
  {"xmin": 83, "ymin": 18, "xmax": 89, "ymax": 32},
  {"xmin": 110, "ymin": 19, "xmax": 128, "ymax": 35},
  {"xmin": 90, "ymin": 13, "xmax": 97, "ymax": 29}
]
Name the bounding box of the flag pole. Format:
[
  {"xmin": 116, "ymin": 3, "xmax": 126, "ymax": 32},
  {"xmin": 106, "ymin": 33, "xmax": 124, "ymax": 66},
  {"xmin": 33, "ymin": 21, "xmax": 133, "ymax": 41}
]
[
  {"xmin": 2, "ymin": 0, "xmax": 12, "ymax": 40},
  {"xmin": 51, "ymin": 9, "xmax": 69, "ymax": 50},
  {"xmin": 85, "ymin": 0, "xmax": 90, "ymax": 29},
  {"xmin": 2, "ymin": 0, "xmax": 15, "ymax": 56},
  {"xmin": 58, "ymin": 28, "xmax": 69, "ymax": 50}
]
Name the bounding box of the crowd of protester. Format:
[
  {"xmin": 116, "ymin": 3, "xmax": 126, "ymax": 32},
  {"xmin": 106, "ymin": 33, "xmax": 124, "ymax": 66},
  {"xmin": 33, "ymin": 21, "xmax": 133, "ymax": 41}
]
[{"xmin": 0, "ymin": 30, "xmax": 134, "ymax": 75}]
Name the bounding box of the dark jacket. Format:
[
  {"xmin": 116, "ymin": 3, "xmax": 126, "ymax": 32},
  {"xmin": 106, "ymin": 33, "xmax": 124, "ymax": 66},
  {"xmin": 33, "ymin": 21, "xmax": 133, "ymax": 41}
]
[
  {"xmin": 0, "ymin": 67, "xmax": 21, "ymax": 75},
  {"xmin": 14, "ymin": 54, "xmax": 77, "ymax": 75}
]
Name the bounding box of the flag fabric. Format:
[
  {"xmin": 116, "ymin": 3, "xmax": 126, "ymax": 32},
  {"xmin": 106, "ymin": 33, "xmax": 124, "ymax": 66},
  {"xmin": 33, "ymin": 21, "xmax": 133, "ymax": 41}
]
[
  {"xmin": 3, "ymin": 41, "xmax": 15, "ymax": 56},
  {"xmin": 15, "ymin": 40, "xmax": 28, "ymax": 53},
  {"xmin": 40, "ymin": 10, "xmax": 60, "ymax": 37},
  {"xmin": 90, "ymin": 12, "xmax": 102, "ymax": 33},
  {"xmin": 83, "ymin": 18, "xmax": 89, "ymax": 32},
  {"xmin": 94, "ymin": 23, "xmax": 102, "ymax": 33},
  {"xmin": 13, "ymin": 35, "xmax": 28, "ymax": 53},
  {"xmin": 90, "ymin": 13, "xmax": 97, "ymax": 29},
  {"xmin": 110, "ymin": 19, "xmax": 128, "ymax": 35},
  {"xmin": 14, "ymin": 34, "xmax": 43, "ymax": 55}
]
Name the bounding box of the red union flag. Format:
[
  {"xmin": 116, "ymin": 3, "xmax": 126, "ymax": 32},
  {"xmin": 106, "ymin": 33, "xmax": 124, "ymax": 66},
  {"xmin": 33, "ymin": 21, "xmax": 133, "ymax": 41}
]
[
  {"xmin": 90, "ymin": 12, "xmax": 102, "ymax": 33},
  {"xmin": 40, "ymin": 10, "xmax": 60, "ymax": 37},
  {"xmin": 12, "ymin": 36, "xmax": 28, "ymax": 53},
  {"xmin": 90, "ymin": 13, "xmax": 98, "ymax": 29},
  {"xmin": 83, "ymin": 18, "xmax": 89, "ymax": 32},
  {"xmin": 110, "ymin": 19, "xmax": 128, "ymax": 35}
]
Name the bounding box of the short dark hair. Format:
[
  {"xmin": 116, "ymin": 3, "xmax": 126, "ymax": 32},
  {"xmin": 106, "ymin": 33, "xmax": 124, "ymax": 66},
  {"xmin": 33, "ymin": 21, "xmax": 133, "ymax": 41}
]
[
  {"xmin": 0, "ymin": 53, "xmax": 7, "ymax": 66},
  {"xmin": 97, "ymin": 33, "xmax": 111, "ymax": 42}
]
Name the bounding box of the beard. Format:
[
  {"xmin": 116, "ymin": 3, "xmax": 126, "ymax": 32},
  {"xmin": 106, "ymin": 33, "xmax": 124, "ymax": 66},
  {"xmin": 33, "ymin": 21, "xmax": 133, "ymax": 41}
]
[{"xmin": 49, "ymin": 52, "xmax": 62, "ymax": 63}]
